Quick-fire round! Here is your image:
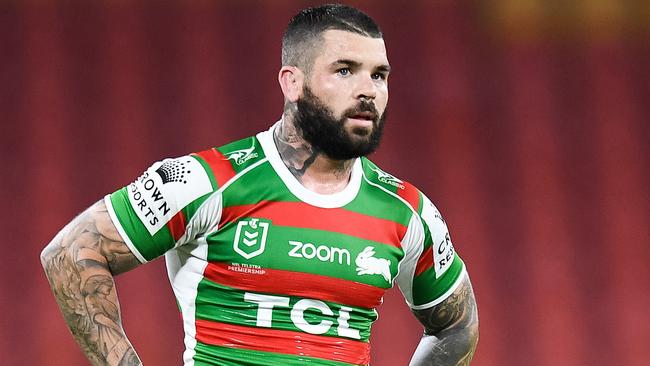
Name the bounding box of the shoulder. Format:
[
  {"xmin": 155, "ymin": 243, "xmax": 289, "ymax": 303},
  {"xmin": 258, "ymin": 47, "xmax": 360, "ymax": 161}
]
[
  {"xmin": 123, "ymin": 134, "xmax": 267, "ymax": 215},
  {"xmin": 191, "ymin": 135, "xmax": 267, "ymax": 189},
  {"xmin": 360, "ymin": 157, "xmax": 424, "ymax": 215},
  {"xmin": 360, "ymin": 157, "xmax": 449, "ymax": 237}
]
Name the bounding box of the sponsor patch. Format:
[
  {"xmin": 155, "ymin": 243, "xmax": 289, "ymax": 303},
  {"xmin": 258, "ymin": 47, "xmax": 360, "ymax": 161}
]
[
  {"xmin": 421, "ymin": 196, "xmax": 454, "ymax": 278},
  {"xmin": 288, "ymin": 240, "xmax": 351, "ymax": 265},
  {"xmin": 127, "ymin": 157, "xmax": 212, "ymax": 235},
  {"xmin": 285, "ymin": 240, "xmax": 393, "ymax": 284}
]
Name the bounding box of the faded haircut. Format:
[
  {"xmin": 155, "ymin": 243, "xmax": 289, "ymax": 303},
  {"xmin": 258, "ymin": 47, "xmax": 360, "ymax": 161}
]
[{"xmin": 281, "ymin": 4, "xmax": 382, "ymax": 73}]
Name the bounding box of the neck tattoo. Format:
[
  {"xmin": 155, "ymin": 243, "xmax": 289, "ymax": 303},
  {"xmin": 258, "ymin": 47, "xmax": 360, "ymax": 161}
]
[
  {"xmin": 273, "ymin": 119, "xmax": 355, "ymax": 184},
  {"xmin": 273, "ymin": 121, "xmax": 319, "ymax": 180}
]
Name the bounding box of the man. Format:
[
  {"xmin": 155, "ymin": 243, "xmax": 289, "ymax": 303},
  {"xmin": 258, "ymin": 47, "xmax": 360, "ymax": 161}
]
[{"xmin": 41, "ymin": 4, "xmax": 478, "ymax": 365}]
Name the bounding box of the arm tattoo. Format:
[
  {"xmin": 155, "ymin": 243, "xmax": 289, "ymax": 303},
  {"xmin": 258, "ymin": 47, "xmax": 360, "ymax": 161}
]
[
  {"xmin": 410, "ymin": 274, "xmax": 479, "ymax": 366},
  {"xmin": 41, "ymin": 200, "xmax": 142, "ymax": 365}
]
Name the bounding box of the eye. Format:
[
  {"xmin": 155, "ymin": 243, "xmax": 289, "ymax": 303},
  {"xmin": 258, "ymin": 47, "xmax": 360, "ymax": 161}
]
[
  {"xmin": 337, "ymin": 68, "xmax": 350, "ymax": 76},
  {"xmin": 372, "ymin": 72, "xmax": 387, "ymax": 80}
]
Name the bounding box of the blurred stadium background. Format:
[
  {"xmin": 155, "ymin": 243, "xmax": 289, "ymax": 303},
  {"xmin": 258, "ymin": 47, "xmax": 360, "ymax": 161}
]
[{"xmin": 1, "ymin": 0, "xmax": 648, "ymax": 365}]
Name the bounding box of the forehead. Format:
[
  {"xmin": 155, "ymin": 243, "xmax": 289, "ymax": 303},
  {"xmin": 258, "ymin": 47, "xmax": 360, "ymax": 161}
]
[{"xmin": 314, "ymin": 29, "xmax": 388, "ymax": 67}]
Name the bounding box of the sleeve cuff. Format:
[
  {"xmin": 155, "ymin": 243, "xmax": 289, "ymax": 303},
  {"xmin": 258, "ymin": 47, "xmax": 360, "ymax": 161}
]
[
  {"xmin": 409, "ymin": 264, "xmax": 467, "ymax": 310},
  {"xmin": 104, "ymin": 194, "xmax": 148, "ymax": 264}
]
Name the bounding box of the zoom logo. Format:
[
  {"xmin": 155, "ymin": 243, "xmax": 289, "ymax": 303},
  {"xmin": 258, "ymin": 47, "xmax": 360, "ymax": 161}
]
[{"xmin": 288, "ymin": 241, "xmax": 351, "ymax": 265}]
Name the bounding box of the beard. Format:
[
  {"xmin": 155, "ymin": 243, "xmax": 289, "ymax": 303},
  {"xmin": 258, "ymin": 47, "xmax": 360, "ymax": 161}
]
[{"xmin": 293, "ymin": 85, "xmax": 387, "ymax": 160}]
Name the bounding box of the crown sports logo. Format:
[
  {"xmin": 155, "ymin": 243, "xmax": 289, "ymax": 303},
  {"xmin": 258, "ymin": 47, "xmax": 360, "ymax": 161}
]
[
  {"xmin": 127, "ymin": 157, "xmax": 212, "ymax": 235},
  {"xmin": 224, "ymin": 142, "xmax": 258, "ymax": 165},
  {"xmin": 233, "ymin": 218, "xmax": 271, "ymax": 259},
  {"xmin": 371, "ymin": 167, "xmax": 405, "ymax": 189},
  {"xmin": 155, "ymin": 159, "xmax": 192, "ymax": 184}
]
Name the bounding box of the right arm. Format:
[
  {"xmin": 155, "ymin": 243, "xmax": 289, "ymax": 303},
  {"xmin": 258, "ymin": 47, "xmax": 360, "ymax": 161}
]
[
  {"xmin": 40, "ymin": 199, "xmax": 143, "ymax": 366},
  {"xmin": 409, "ymin": 273, "xmax": 479, "ymax": 365}
]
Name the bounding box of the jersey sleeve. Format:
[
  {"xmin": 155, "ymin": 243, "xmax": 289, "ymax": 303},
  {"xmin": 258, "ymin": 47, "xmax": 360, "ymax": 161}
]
[
  {"xmin": 395, "ymin": 192, "xmax": 466, "ymax": 310},
  {"xmin": 105, "ymin": 155, "xmax": 219, "ymax": 263}
]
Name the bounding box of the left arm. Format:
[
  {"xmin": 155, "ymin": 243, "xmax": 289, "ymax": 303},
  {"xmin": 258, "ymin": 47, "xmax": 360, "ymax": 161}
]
[{"xmin": 409, "ymin": 273, "xmax": 479, "ymax": 365}]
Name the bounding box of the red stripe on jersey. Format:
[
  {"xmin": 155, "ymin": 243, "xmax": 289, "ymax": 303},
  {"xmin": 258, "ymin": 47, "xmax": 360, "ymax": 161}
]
[
  {"xmin": 397, "ymin": 181, "xmax": 421, "ymax": 212},
  {"xmin": 167, "ymin": 210, "xmax": 187, "ymax": 242},
  {"xmin": 195, "ymin": 319, "xmax": 370, "ymax": 365},
  {"xmin": 415, "ymin": 245, "xmax": 434, "ymax": 277},
  {"xmin": 203, "ymin": 262, "xmax": 386, "ymax": 309},
  {"xmin": 220, "ymin": 201, "xmax": 407, "ymax": 246},
  {"xmin": 193, "ymin": 148, "xmax": 236, "ymax": 188}
]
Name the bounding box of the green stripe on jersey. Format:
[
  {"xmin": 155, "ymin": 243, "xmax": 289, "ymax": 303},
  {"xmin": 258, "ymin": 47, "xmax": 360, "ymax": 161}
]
[
  {"xmin": 193, "ymin": 342, "xmax": 354, "ymax": 366},
  {"xmin": 206, "ymin": 225, "xmax": 403, "ymax": 288},
  {"xmin": 412, "ymin": 254, "xmax": 464, "ymax": 305},
  {"xmin": 342, "ymin": 158, "xmax": 415, "ymax": 227},
  {"xmin": 194, "ymin": 279, "xmax": 376, "ymax": 341},
  {"xmin": 221, "ymin": 163, "xmax": 301, "ymax": 206},
  {"xmin": 343, "ymin": 184, "xmax": 412, "ymax": 227}
]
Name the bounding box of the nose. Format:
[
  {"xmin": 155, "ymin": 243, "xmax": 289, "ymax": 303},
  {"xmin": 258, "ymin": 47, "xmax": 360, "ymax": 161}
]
[{"xmin": 355, "ymin": 73, "xmax": 377, "ymax": 100}]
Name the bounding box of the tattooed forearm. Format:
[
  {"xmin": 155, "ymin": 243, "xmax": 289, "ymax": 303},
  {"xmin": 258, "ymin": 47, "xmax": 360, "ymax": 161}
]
[
  {"xmin": 41, "ymin": 200, "xmax": 142, "ymax": 366},
  {"xmin": 410, "ymin": 274, "xmax": 479, "ymax": 366}
]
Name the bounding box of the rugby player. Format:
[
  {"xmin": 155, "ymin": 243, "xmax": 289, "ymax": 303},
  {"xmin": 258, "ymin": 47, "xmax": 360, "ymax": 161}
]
[{"xmin": 41, "ymin": 4, "xmax": 478, "ymax": 365}]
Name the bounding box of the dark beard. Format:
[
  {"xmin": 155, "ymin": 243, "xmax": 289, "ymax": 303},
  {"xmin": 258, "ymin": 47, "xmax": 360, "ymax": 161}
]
[{"xmin": 293, "ymin": 85, "xmax": 386, "ymax": 160}]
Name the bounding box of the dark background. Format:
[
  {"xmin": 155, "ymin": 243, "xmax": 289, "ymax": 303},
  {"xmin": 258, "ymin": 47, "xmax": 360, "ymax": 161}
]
[{"xmin": 1, "ymin": 0, "xmax": 649, "ymax": 365}]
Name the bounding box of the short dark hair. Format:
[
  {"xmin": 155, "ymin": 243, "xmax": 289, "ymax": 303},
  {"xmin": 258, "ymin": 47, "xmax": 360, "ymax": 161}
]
[{"xmin": 282, "ymin": 4, "xmax": 382, "ymax": 71}]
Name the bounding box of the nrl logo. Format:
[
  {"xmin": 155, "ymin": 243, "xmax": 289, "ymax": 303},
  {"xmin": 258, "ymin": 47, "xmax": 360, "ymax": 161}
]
[
  {"xmin": 371, "ymin": 167, "xmax": 405, "ymax": 189},
  {"xmin": 225, "ymin": 142, "xmax": 258, "ymax": 165},
  {"xmin": 233, "ymin": 218, "xmax": 270, "ymax": 259},
  {"xmin": 355, "ymin": 246, "xmax": 392, "ymax": 283}
]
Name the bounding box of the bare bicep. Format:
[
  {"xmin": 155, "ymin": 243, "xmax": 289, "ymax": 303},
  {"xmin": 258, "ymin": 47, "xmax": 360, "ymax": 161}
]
[
  {"xmin": 89, "ymin": 200, "xmax": 142, "ymax": 274},
  {"xmin": 42, "ymin": 200, "xmax": 141, "ymax": 275}
]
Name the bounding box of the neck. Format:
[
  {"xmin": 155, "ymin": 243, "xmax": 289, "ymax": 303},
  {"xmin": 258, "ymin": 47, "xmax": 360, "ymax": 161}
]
[{"xmin": 273, "ymin": 113, "xmax": 355, "ymax": 194}]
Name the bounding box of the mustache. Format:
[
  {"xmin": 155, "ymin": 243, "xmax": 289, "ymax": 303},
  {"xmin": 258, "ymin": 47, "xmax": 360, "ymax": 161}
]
[{"xmin": 345, "ymin": 100, "xmax": 379, "ymax": 119}]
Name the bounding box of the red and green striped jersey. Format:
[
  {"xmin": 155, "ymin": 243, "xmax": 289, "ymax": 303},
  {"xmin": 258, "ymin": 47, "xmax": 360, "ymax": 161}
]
[{"xmin": 105, "ymin": 123, "xmax": 466, "ymax": 366}]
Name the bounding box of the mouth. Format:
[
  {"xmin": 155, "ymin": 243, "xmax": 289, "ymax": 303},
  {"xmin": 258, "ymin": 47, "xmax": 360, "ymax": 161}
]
[
  {"xmin": 346, "ymin": 114, "xmax": 375, "ymax": 135},
  {"xmin": 348, "ymin": 111, "xmax": 377, "ymax": 121}
]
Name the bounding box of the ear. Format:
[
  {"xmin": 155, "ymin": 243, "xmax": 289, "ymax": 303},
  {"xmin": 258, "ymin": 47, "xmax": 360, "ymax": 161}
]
[{"xmin": 278, "ymin": 66, "xmax": 304, "ymax": 103}]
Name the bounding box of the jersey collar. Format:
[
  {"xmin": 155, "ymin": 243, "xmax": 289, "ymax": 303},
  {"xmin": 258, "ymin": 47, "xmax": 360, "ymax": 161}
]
[{"xmin": 257, "ymin": 120, "xmax": 362, "ymax": 208}]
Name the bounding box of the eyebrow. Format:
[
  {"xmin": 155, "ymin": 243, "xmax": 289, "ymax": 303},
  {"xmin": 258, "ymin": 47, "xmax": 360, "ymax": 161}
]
[
  {"xmin": 331, "ymin": 59, "xmax": 391, "ymax": 73},
  {"xmin": 375, "ymin": 64, "xmax": 391, "ymax": 73}
]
